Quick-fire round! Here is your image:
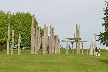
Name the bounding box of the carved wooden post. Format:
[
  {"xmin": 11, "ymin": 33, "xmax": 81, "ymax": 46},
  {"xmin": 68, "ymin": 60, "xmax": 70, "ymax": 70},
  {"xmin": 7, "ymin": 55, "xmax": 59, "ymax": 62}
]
[
  {"xmin": 93, "ymin": 42, "xmax": 96, "ymax": 55},
  {"xmin": 18, "ymin": 33, "xmax": 21, "ymax": 55},
  {"xmin": 42, "ymin": 36, "xmax": 44, "ymax": 53},
  {"xmin": 43, "ymin": 24, "xmax": 47, "ymax": 54},
  {"xmin": 49, "ymin": 25, "xmax": 52, "ymax": 54},
  {"xmin": 66, "ymin": 39, "xmax": 68, "ymax": 54},
  {"xmin": 43, "ymin": 27, "xmax": 45, "ymax": 54},
  {"xmin": 52, "ymin": 27, "xmax": 54, "ymax": 53},
  {"xmin": 45, "ymin": 26, "xmax": 48, "ymax": 53},
  {"xmin": 89, "ymin": 42, "xmax": 93, "ymax": 55},
  {"xmin": 70, "ymin": 33, "xmax": 75, "ymax": 54},
  {"xmin": 78, "ymin": 25, "xmax": 80, "ymax": 54},
  {"xmin": 72, "ymin": 33, "xmax": 76, "ymax": 54},
  {"xmin": 34, "ymin": 25, "xmax": 37, "ymax": 54},
  {"xmin": 94, "ymin": 34, "xmax": 96, "ymax": 55},
  {"xmin": 11, "ymin": 30, "xmax": 14, "ymax": 55},
  {"xmin": 58, "ymin": 38, "xmax": 60, "ymax": 54},
  {"xmin": 7, "ymin": 23, "xmax": 10, "ymax": 54},
  {"xmin": 34, "ymin": 26, "xmax": 37, "ymax": 54},
  {"xmin": 91, "ymin": 41, "xmax": 93, "ymax": 55},
  {"xmin": 76, "ymin": 24, "xmax": 79, "ymax": 54},
  {"xmin": 31, "ymin": 15, "xmax": 35, "ymax": 54},
  {"xmin": 48, "ymin": 35, "xmax": 50, "ymax": 54},
  {"xmin": 90, "ymin": 42, "xmax": 93, "ymax": 55},
  {"xmin": 81, "ymin": 41, "xmax": 87, "ymax": 55},
  {"xmin": 54, "ymin": 35, "xmax": 56, "ymax": 54},
  {"xmin": 38, "ymin": 27, "xmax": 41, "ymax": 52},
  {"xmin": 55, "ymin": 35, "xmax": 59, "ymax": 54}
]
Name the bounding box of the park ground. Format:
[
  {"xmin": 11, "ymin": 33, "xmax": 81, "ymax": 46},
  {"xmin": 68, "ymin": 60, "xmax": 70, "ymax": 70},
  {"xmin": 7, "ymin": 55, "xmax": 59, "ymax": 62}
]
[{"xmin": 0, "ymin": 49, "xmax": 108, "ymax": 72}]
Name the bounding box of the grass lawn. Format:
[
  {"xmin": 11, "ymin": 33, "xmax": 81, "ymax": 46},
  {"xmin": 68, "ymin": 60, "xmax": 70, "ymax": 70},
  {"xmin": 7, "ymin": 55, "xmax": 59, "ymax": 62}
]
[{"xmin": 0, "ymin": 49, "xmax": 108, "ymax": 72}]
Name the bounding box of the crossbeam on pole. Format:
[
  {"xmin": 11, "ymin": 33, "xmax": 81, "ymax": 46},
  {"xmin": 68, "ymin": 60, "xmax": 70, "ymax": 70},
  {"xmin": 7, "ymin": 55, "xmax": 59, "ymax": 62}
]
[{"xmin": 65, "ymin": 38, "xmax": 81, "ymax": 40}]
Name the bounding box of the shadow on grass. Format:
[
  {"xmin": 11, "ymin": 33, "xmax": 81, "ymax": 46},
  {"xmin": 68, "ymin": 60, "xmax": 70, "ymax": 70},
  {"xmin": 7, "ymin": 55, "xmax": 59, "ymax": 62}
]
[{"xmin": 100, "ymin": 59, "xmax": 108, "ymax": 64}]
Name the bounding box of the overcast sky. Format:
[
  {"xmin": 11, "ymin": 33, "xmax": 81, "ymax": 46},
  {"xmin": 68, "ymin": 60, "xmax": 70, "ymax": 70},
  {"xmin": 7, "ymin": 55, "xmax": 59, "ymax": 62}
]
[{"xmin": 0, "ymin": 0, "xmax": 108, "ymax": 49}]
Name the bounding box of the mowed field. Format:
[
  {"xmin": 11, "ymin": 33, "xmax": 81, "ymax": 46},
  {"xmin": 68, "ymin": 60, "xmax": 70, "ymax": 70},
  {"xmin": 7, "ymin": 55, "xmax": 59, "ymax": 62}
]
[{"xmin": 0, "ymin": 49, "xmax": 108, "ymax": 72}]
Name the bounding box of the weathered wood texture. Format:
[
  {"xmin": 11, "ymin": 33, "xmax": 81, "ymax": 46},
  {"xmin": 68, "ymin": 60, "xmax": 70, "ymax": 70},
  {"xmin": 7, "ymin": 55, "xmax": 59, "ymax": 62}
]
[
  {"xmin": 7, "ymin": 23, "xmax": 10, "ymax": 54},
  {"xmin": 62, "ymin": 39, "xmax": 87, "ymax": 54},
  {"xmin": 52, "ymin": 27, "xmax": 54, "ymax": 53},
  {"xmin": 65, "ymin": 38, "xmax": 81, "ymax": 40},
  {"xmin": 31, "ymin": 15, "xmax": 35, "ymax": 54},
  {"xmin": 76, "ymin": 24, "xmax": 80, "ymax": 54},
  {"xmin": 11, "ymin": 30, "xmax": 14, "ymax": 55},
  {"xmin": 57, "ymin": 38, "xmax": 60, "ymax": 54},
  {"xmin": 81, "ymin": 41, "xmax": 87, "ymax": 55},
  {"xmin": 61, "ymin": 24, "xmax": 88, "ymax": 54},
  {"xmin": 94, "ymin": 34, "xmax": 96, "ymax": 55},
  {"xmin": 54, "ymin": 35, "xmax": 60, "ymax": 54},
  {"xmin": 34, "ymin": 26, "xmax": 37, "ymax": 54},
  {"xmin": 78, "ymin": 25, "xmax": 80, "ymax": 54},
  {"xmin": 89, "ymin": 42, "xmax": 93, "ymax": 55},
  {"xmin": 30, "ymin": 16, "xmax": 60, "ymax": 54},
  {"xmin": 49, "ymin": 25, "xmax": 52, "ymax": 54},
  {"xmin": 34, "ymin": 25, "xmax": 41, "ymax": 54},
  {"xmin": 62, "ymin": 40, "xmax": 87, "ymax": 42},
  {"xmin": 37, "ymin": 27, "xmax": 40, "ymax": 51},
  {"xmin": 43, "ymin": 24, "xmax": 47, "ymax": 54}
]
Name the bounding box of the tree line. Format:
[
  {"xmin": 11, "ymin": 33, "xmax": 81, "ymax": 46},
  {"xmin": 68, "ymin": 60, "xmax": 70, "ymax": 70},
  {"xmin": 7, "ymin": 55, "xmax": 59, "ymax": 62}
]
[{"xmin": 0, "ymin": 10, "xmax": 43, "ymax": 48}]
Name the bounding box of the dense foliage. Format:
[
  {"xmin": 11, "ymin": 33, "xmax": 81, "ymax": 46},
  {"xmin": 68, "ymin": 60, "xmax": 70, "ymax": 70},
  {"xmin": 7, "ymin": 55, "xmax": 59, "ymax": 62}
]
[
  {"xmin": 98, "ymin": 1, "xmax": 108, "ymax": 46},
  {"xmin": 0, "ymin": 10, "xmax": 43, "ymax": 47}
]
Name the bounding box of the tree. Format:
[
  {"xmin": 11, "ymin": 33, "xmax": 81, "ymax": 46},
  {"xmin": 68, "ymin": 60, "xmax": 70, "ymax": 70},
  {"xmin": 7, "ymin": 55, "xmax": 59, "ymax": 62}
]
[
  {"xmin": 0, "ymin": 10, "xmax": 43, "ymax": 48},
  {"xmin": 0, "ymin": 10, "xmax": 10, "ymax": 46},
  {"xmin": 98, "ymin": 1, "xmax": 108, "ymax": 46}
]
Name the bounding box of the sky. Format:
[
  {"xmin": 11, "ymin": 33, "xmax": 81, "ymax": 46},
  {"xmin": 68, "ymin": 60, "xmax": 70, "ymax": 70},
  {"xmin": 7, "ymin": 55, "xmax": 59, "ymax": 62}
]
[{"xmin": 0, "ymin": 0, "xmax": 108, "ymax": 49}]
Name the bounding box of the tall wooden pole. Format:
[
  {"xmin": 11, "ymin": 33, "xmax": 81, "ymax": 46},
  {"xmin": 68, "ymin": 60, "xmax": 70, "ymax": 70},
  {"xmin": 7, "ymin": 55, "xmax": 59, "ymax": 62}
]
[
  {"xmin": 11, "ymin": 30, "xmax": 14, "ymax": 55},
  {"xmin": 49, "ymin": 25, "xmax": 52, "ymax": 54},
  {"xmin": 55, "ymin": 35, "xmax": 60, "ymax": 54},
  {"xmin": 58, "ymin": 38, "xmax": 60, "ymax": 54},
  {"xmin": 45, "ymin": 26, "xmax": 48, "ymax": 53},
  {"xmin": 42, "ymin": 36, "xmax": 44, "ymax": 53},
  {"xmin": 66, "ymin": 39, "xmax": 68, "ymax": 54},
  {"xmin": 7, "ymin": 23, "xmax": 10, "ymax": 54},
  {"xmin": 76, "ymin": 24, "xmax": 79, "ymax": 54},
  {"xmin": 73, "ymin": 33, "xmax": 76, "ymax": 54},
  {"xmin": 35, "ymin": 26, "xmax": 38, "ymax": 54},
  {"xmin": 38, "ymin": 27, "xmax": 41, "ymax": 51},
  {"xmin": 89, "ymin": 42, "xmax": 93, "ymax": 55},
  {"xmin": 78, "ymin": 25, "xmax": 80, "ymax": 54},
  {"xmin": 94, "ymin": 34, "xmax": 96, "ymax": 55},
  {"xmin": 43, "ymin": 24, "xmax": 47, "ymax": 54},
  {"xmin": 31, "ymin": 15, "xmax": 35, "ymax": 54},
  {"xmin": 51, "ymin": 27, "xmax": 54, "ymax": 53},
  {"xmin": 48, "ymin": 35, "xmax": 50, "ymax": 54},
  {"xmin": 91, "ymin": 41, "xmax": 93, "ymax": 55}
]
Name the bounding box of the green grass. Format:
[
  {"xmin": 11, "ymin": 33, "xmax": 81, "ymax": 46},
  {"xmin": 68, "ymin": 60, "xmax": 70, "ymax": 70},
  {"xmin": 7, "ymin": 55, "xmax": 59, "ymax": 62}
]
[{"xmin": 0, "ymin": 49, "xmax": 108, "ymax": 72}]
